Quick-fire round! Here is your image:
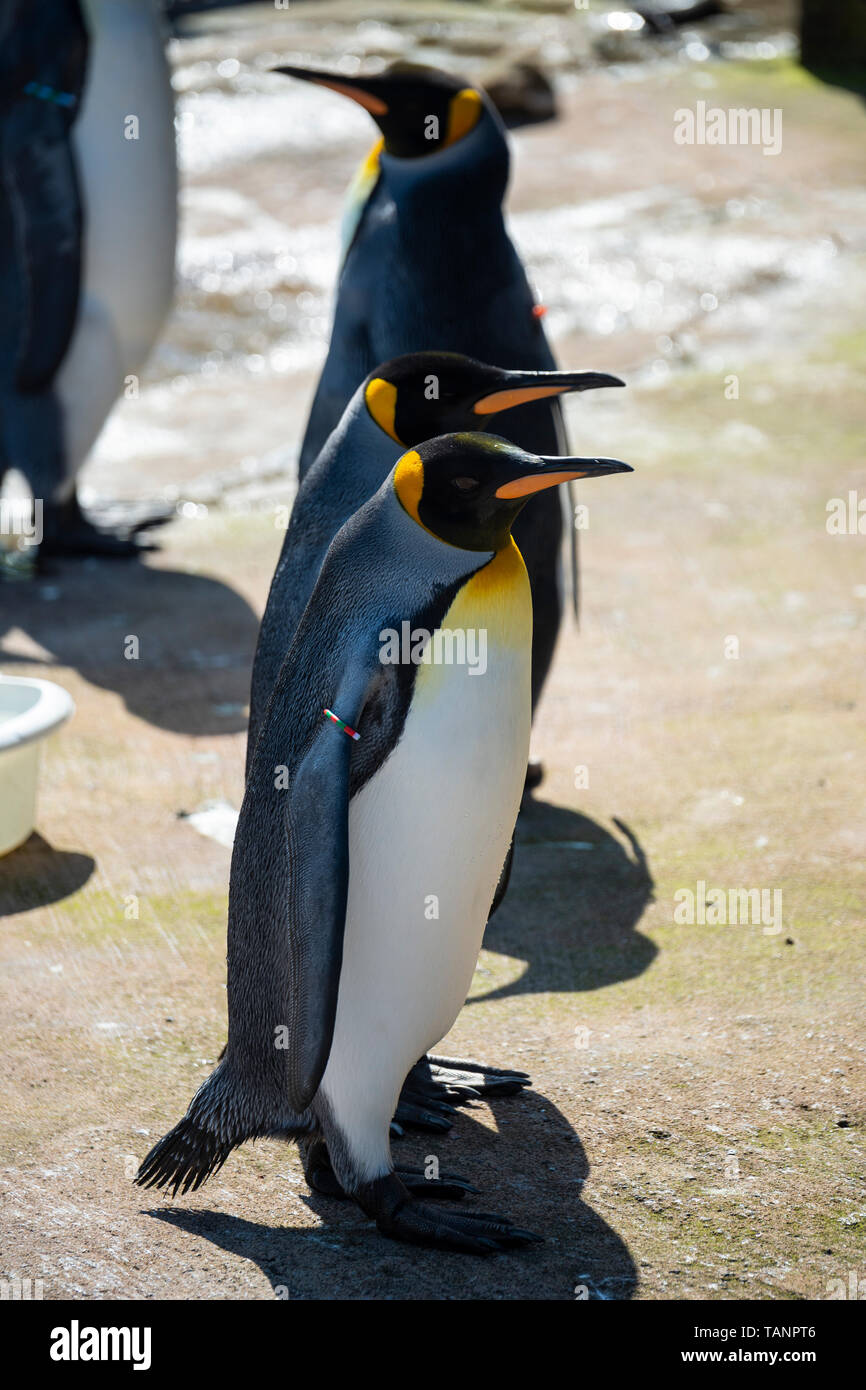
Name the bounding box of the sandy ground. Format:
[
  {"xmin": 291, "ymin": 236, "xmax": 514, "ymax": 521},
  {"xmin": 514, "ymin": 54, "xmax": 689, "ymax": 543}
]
[{"xmin": 1, "ymin": 47, "xmax": 865, "ymax": 1299}]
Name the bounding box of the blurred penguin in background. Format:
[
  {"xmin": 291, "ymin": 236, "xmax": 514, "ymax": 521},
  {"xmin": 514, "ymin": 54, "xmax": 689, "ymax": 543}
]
[{"xmin": 0, "ymin": 0, "xmax": 177, "ymax": 561}]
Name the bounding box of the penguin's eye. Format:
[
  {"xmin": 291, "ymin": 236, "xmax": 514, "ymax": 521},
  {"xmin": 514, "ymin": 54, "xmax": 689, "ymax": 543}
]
[{"xmin": 452, "ymin": 476, "xmax": 479, "ymax": 492}]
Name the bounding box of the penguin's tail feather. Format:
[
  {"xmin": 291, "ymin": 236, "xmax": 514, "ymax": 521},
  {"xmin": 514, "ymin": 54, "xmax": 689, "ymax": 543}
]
[{"xmin": 135, "ymin": 1063, "xmax": 307, "ymax": 1197}]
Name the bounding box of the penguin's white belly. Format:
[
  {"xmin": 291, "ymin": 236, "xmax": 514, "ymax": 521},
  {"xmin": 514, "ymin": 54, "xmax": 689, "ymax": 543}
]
[
  {"xmin": 57, "ymin": 0, "xmax": 177, "ymax": 472},
  {"xmin": 320, "ymin": 542, "xmax": 532, "ymax": 1180}
]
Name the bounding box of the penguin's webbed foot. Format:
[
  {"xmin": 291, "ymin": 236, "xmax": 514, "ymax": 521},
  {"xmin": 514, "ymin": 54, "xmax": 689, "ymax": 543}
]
[
  {"xmin": 391, "ymin": 1096, "xmax": 458, "ymax": 1136},
  {"xmin": 360, "ymin": 1173, "xmax": 543, "ymax": 1255},
  {"xmin": 393, "ymin": 1054, "xmax": 530, "ymax": 1133},
  {"xmin": 393, "ymin": 1165, "xmax": 479, "ymax": 1199},
  {"xmin": 38, "ymin": 494, "xmax": 171, "ymax": 559},
  {"xmin": 427, "ymin": 1053, "xmax": 531, "ymax": 1097},
  {"xmin": 301, "ymin": 1137, "xmax": 475, "ymax": 1201}
]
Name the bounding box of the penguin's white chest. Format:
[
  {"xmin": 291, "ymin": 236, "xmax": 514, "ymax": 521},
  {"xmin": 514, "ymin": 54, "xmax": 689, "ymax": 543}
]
[
  {"xmin": 56, "ymin": 0, "xmax": 177, "ymax": 476},
  {"xmin": 319, "ymin": 542, "xmax": 532, "ymax": 1172},
  {"xmin": 72, "ymin": 0, "xmax": 177, "ymax": 360}
]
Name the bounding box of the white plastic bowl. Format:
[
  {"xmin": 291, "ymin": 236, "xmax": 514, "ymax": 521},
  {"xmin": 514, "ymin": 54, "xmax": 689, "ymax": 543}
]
[{"xmin": 0, "ymin": 676, "xmax": 74, "ymax": 856}]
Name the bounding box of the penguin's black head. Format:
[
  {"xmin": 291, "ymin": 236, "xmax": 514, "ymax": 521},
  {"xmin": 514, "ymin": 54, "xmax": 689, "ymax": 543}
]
[
  {"xmin": 273, "ymin": 61, "xmax": 484, "ymax": 158},
  {"xmin": 393, "ymin": 433, "xmax": 632, "ymax": 553},
  {"xmin": 365, "ymin": 352, "xmax": 625, "ymax": 447}
]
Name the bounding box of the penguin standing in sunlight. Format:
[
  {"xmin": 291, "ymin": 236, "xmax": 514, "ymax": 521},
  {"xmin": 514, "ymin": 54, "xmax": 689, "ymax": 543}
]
[
  {"xmin": 0, "ymin": 0, "xmax": 176, "ymax": 558},
  {"xmin": 274, "ymin": 62, "xmax": 599, "ymax": 748},
  {"xmin": 138, "ymin": 433, "xmax": 631, "ymax": 1253},
  {"xmin": 248, "ymin": 354, "xmax": 623, "ymax": 1137}
]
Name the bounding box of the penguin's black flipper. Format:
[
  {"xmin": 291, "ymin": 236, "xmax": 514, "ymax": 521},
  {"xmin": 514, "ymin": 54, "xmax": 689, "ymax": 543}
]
[
  {"xmin": 227, "ymin": 579, "xmax": 399, "ymax": 1118},
  {"xmin": 135, "ymin": 657, "xmax": 374, "ymax": 1197}
]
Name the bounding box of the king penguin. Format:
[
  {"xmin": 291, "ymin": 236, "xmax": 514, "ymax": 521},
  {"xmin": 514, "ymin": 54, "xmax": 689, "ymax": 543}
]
[
  {"xmin": 137, "ymin": 432, "xmax": 632, "ymax": 1253},
  {"xmin": 247, "ymin": 351, "xmax": 623, "ymax": 772},
  {"xmin": 274, "ymin": 61, "xmax": 595, "ymax": 734},
  {"xmin": 248, "ymin": 353, "xmax": 623, "ymax": 1135},
  {"xmin": 0, "ymin": 0, "xmax": 176, "ymax": 558}
]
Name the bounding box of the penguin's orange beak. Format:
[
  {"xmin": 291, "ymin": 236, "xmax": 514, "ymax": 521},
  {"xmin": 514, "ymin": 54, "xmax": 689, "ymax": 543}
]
[
  {"xmin": 274, "ymin": 65, "xmax": 389, "ymax": 115},
  {"xmin": 495, "ymin": 456, "xmax": 632, "ymax": 498},
  {"xmin": 473, "ymin": 369, "xmax": 624, "ymax": 417}
]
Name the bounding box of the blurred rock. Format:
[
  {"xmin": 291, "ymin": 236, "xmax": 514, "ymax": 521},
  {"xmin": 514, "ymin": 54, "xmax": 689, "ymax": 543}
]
[
  {"xmin": 635, "ymin": 1, "xmax": 727, "ymax": 35},
  {"xmin": 482, "ymin": 60, "xmax": 558, "ymax": 129}
]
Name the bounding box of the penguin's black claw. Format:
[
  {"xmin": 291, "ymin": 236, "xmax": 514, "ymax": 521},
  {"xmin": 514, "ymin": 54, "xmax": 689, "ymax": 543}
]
[{"xmin": 360, "ymin": 1174, "xmax": 543, "ymax": 1255}]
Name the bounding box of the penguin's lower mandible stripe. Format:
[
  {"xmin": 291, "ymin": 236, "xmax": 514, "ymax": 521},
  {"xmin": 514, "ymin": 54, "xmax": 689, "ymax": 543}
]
[{"xmin": 137, "ymin": 433, "xmax": 631, "ymax": 1253}]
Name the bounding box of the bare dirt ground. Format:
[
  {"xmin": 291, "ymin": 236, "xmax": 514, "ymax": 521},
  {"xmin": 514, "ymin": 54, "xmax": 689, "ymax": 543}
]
[{"xmin": 1, "ymin": 50, "xmax": 865, "ymax": 1299}]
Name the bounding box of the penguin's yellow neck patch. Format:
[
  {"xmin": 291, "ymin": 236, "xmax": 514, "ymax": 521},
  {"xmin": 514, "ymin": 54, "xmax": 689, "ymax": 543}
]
[
  {"xmin": 416, "ymin": 537, "xmax": 531, "ymax": 704},
  {"xmin": 357, "ymin": 135, "xmax": 385, "ymax": 182},
  {"xmin": 445, "ymin": 89, "xmax": 483, "ymax": 148},
  {"xmin": 340, "ymin": 137, "xmax": 384, "ymax": 261},
  {"xmin": 393, "ymin": 449, "xmax": 426, "ymax": 528},
  {"xmin": 463, "ymin": 535, "xmax": 528, "ymax": 608},
  {"xmin": 365, "ymin": 377, "xmax": 401, "ymax": 443}
]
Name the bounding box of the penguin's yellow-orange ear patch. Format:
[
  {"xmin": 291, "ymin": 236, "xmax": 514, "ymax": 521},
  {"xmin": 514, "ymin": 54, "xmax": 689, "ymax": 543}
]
[
  {"xmin": 365, "ymin": 377, "xmax": 401, "ymax": 443},
  {"xmin": 445, "ymin": 89, "xmax": 483, "ymax": 148},
  {"xmin": 393, "ymin": 449, "xmax": 425, "ymax": 524}
]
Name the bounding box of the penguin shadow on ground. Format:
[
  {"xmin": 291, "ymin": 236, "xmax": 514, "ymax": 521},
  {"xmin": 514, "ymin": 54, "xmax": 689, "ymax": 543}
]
[
  {"xmin": 0, "ymin": 832, "xmax": 95, "ymax": 917},
  {"xmin": 145, "ymin": 1088, "xmax": 637, "ymax": 1299},
  {"xmin": 0, "ymin": 558, "xmax": 261, "ymax": 735},
  {"xmin": 475, "ymin": 796, "xmax": 656, "ymax": 1003}
]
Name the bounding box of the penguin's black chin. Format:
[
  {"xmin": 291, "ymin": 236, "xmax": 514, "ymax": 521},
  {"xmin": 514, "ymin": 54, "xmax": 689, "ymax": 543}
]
[{"xmin": 418, "ymin": 497, "xmax": 526, "ymax": 553}]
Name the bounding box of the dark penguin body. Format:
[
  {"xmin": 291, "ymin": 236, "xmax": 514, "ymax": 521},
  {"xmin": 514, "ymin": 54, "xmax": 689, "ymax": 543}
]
[
  {"xmin": 0, "ymin": 0, "xmax": 177, "ymax": 560},
  {"xmin": 247, "ymin": 351, "xmax": 623, "ymax": 769},
  {"xmin": 137, "ymin": 434, "xmax": 632, "ymax": 1252},
  {"xmin": 0, "ymin": 0, "xmax": 87, "ymax": 517},
  {"xmin": 278, "ymin": 63, "xmax": 578, "ymax": 713}
]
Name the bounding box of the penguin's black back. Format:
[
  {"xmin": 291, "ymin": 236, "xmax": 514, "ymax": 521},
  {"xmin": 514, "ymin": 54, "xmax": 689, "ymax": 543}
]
[
  {"xmin": 0, "ymin": 0, "xmax": 87, "ymax": 494},
  {"xmin": 299, "ymin": 106, "xmax": 563, "ymax": 476}
]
